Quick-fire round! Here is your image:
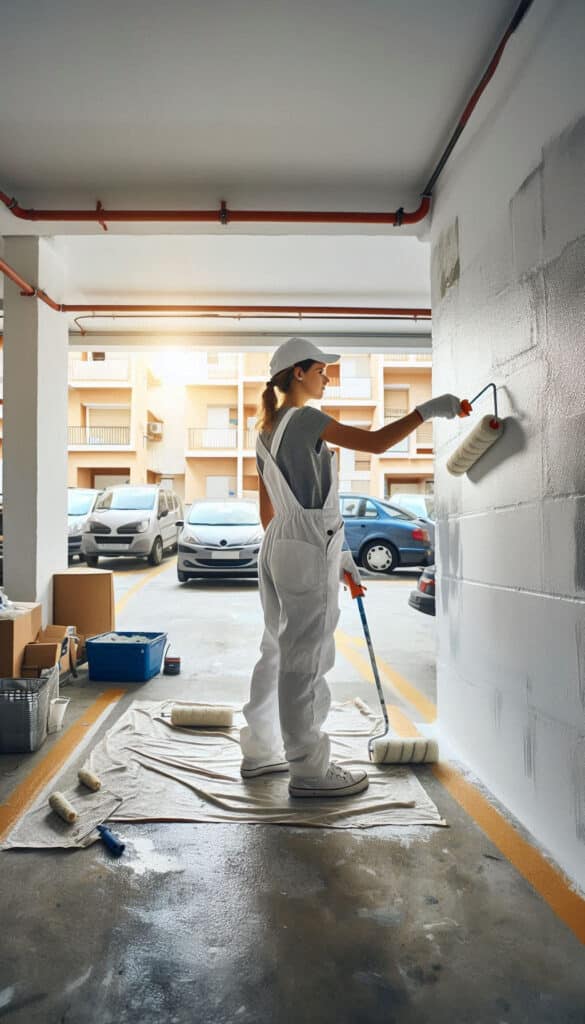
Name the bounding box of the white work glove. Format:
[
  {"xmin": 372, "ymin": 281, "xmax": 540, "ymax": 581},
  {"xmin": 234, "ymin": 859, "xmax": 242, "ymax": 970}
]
[
  {"xmin": 415, "ymin": 393, "xmax": 464, "ymax": 421},
  {"xmin": 340, "ymin": 549, "xmax": 361, "ymax": 586}
]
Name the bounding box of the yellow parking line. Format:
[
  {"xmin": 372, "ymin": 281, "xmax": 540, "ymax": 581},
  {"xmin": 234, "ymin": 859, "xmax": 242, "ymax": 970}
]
[
  {"xmin": 0, "ymin": 689, "xmax": 125, "ymax": 843},
  {"xmin": 337, "ymin": 637, "xmax": 585, "ymax": 945},
  {"xmin": 335, "ymin": 628, "xmax": 437, "ymax": 722},
  {"xmin": 115, "ymin": 557, "xmax": 176, "ymax": 617}
]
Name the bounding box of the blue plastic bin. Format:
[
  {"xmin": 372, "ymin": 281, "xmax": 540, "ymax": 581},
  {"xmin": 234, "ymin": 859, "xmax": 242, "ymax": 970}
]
[{"xmin": 86, "ymin": 631, "xmax": 167, "ymax": 682}]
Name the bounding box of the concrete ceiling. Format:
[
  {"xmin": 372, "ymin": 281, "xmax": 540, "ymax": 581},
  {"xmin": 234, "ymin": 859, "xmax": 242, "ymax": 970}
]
[{"xmin": 0, "ymin": 0, "xmax": 525, "ymax": 342}]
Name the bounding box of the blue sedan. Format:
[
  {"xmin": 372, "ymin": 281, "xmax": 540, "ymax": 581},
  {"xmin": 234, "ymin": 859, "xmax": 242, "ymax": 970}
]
[{"xmin": 339, "ymin": 493, "xmax": 434, "ymax": 574}]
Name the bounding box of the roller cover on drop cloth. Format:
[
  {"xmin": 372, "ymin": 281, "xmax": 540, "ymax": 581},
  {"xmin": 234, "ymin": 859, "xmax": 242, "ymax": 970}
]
[
  {"xmin": 447, "ymin": 415, "xmax": 503, "ymax": 475},
  {"xmin": 49, "ymin": 792, "xmax": 78, "ymax": 824},
  {"xmin": 78, "ymin": 769, "xmax": 102, "ymax": 791},
  {"xmin": 170, "ymin": 703, "xmax": 234, "ymax": 728}
]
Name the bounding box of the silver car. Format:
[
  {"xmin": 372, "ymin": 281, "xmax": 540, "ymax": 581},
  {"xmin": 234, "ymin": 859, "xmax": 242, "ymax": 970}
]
[
  {"xmin": 177, "ymin": 499, "xmax": 263, "ymax": 582},
  {"xmin": 81, "ymin": 484, "xmax": 182, "ymax": 567},
  {"xmin": 68, "ymin": 488, "xmax": 101, "ymax": 561}
]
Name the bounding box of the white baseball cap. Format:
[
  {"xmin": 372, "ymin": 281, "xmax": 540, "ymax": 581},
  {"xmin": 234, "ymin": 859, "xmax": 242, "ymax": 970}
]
[{"xmin": 269, "ymin": 337, "xmax": 340, "ymax": 379}]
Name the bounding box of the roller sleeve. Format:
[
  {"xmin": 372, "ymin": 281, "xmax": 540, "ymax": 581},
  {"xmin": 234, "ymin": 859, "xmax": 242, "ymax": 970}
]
[
  {"xmin": 447, "ymin": 415, "xmax": 503, "ymax": 476},
  {"xmin": 170, "ymin": 704, "xmax": 234, "ymax": 728}
]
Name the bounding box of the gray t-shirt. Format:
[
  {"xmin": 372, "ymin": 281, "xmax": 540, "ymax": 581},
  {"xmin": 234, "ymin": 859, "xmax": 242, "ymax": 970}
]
[{"xmin": 257, "ymin": 406, "xmax": 333, "ymax": 509}]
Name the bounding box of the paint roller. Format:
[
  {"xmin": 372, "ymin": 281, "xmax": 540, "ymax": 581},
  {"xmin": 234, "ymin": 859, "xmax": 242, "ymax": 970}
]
[
  {"xmin": 169, "ymin": 703, "xmax": 234, "ymax": 728},
  {"xmin": 343, "ymin": 573, "xmax": 439, "ymax": 764},
  {"xmin": 447, "ymin": 384, "xmax": 503, "ymax": 475}
]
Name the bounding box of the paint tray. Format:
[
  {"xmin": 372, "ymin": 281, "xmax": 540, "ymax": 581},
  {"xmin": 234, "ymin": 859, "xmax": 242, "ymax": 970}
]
[{"xmin": 86, "ymin": 631, "xmax": 167, "ymax": 682}]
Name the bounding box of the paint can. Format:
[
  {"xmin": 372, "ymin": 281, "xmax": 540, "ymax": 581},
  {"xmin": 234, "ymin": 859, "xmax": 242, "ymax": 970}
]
[{"xmin": 164, "ymin": 655, "xmax": 181, "ymax": 676}]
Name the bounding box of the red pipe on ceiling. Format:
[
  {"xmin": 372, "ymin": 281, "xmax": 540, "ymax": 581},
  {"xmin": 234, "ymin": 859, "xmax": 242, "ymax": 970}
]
[
  {"xmin": 0, "ymin": 193, "xmax": 430, "ymax": 228},
  {"xmin": 0, "ymin": 256, "xmax": 431, "ymax": 321}
]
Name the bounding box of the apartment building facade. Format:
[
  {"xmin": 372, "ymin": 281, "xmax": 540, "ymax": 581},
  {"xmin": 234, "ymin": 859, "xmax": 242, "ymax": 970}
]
[{"xmin": 61, "ymin": 348, "xmax": 434, "ymax": 503}]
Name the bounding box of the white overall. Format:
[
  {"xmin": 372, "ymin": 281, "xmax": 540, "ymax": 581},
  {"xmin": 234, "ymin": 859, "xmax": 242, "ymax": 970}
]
[{"xmin": 240, "ymin": 407, "xmax": 345, "ymax": 779}]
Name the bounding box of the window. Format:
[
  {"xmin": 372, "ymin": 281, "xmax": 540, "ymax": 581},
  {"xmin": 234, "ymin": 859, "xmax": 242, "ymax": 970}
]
[
  {"xmin": 158, "ymin": 492, "xmax": 168, "ymax": 516},
  {"xmin": 340, "ymin": 497, "xmax": 360, "ymax": 517},
  {"xmin": 364, "ymin": 500, "xmax": 379, "ymax": 519}
]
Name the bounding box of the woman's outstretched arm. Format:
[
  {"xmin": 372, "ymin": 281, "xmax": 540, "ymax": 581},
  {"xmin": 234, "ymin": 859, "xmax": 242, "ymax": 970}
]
[{"xmin": 321, "ymin": 410, "xmax": 423, "ymax": 455}]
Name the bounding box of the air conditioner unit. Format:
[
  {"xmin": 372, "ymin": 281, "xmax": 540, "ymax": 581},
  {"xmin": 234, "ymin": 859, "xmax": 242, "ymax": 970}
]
[{"xmin": 147, "ymin": 422, "xmax": 163, "ymax": 436}]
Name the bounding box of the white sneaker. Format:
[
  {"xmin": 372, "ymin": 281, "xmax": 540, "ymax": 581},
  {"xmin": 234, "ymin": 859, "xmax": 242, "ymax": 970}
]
[
  {"xmin": 240, "ymin": 758, "xmax": 289, "ymax": 779},
  {"xmin": 289, "ymin": 763, "xmax": 369, "ymax": 798}
]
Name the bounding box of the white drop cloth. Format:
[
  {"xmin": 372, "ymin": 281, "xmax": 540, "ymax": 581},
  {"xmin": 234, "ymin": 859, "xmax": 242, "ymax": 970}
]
[{"xmin": 3, "ymin": 699, "xmax": 446, "ymax": 849}]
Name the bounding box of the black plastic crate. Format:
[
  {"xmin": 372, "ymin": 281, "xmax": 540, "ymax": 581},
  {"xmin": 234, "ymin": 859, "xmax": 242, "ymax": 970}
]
[{"xmin": 0, "ymin": 676, "xmax": 51, "ymax": 753}]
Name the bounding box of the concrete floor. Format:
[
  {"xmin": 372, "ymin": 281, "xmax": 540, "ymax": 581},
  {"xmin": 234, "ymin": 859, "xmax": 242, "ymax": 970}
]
[{"xmin": 1, "ymin": 559, "xmax": 584, "ymax": 1023}]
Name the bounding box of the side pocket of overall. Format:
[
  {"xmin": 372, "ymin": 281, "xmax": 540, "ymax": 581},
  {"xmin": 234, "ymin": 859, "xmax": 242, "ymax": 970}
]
[{"xmin": 271, "ymin": 539, "xmax": 323, "ymax": 593}]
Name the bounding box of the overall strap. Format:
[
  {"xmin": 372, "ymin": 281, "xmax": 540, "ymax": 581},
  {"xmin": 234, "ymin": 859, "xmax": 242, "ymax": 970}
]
[{"xmin": 270, "ymin": 406, "xmax": 298, "ymax": 459}]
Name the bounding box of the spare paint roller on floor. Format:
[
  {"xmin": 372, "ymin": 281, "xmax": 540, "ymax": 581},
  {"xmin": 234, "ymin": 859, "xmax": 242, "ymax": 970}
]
[
  {"xmin": 170, "ymin": 703, "xmax": 234, "ymax": 728},
  {"xmin": 447, "ymin": 383, "xmax": 503, "ymax": 475},
  {"xmin": 343, "ymin": 573, "xmax": 439, "ymax": 764}
]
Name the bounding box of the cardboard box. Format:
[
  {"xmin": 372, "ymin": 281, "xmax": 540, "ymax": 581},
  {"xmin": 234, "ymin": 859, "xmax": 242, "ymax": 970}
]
[
  {"xmin": 0, "ymin": 602, "xmax": 43, "ymax": 677},
  {"xmin": 53, "ymin": 569, "xmax": 115, "ymax": 640},
  {"xmin": 21, "ymin": 641, "xmax": 61, "ymax": 678},
  {"xmin": 37, "ymin": 625, "xmax": 73, "ymax": 675}
]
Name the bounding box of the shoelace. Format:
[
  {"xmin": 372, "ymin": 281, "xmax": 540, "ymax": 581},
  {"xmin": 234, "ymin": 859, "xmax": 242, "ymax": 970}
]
[{"xmin": 328, "ymin": 763, "xmax": 350, "ymax": 781}]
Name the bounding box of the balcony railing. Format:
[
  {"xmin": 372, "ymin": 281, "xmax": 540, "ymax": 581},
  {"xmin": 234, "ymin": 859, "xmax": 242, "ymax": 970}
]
[
  {"xmin": 69, "ymin": 358, "xmax": 130, "ymax": 382},
  {"xmin": 187, "ymin": 427, "xmax": 238, "ymax": 449},
  {"xmin": 68, "ymin": 425, "xmax": 131, "ymax": 446},
  {"xmin": 245, "ymin": 428, "xmax": 257, "ymax": 448},
  {"xmin": 384, "ymin": 353, "xmax": 431, "ymax": 363},
  {"xmin": 324, "ymin": 379, "xmax": 371, "ymax": 400}
]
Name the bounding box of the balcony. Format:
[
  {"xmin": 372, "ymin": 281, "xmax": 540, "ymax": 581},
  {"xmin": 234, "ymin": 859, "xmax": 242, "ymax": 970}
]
[
  {"xmin": 384, "ymin": 353, "xmax": 432, "ymax": 365},
  {"xmin": 69, "ymin": 358, "xmax": 130, "ymax": 383},
  {"xmin": 187, "ymin": 427, "xmax": 238, "ymax": 450},
  {"xmin": 68, "ymin": 425, "xmax": 131, "ymax": 447},
  {"xmin": 323, "ymin": 379, "xmax": 372, "ymax": 401},
  {"xmin": 245, "ymin": 428, "xmax": 257, "ymax": 449}
]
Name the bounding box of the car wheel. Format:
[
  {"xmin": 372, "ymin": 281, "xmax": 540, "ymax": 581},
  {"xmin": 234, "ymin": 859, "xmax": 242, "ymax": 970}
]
[
  {"xmin": 361, "ymin": 540, "xmax": 398, "ymax": 574},
  {"xmin": 148, "ymin": 536, "xmax": 164, "ymax": 566},
  {"xmin": 85, "ymin": 555, "xmax": 99, "ymax": 568},
  {"xmin": 177, "ymin": 571, "xmax": 188, "ymax": 583}
]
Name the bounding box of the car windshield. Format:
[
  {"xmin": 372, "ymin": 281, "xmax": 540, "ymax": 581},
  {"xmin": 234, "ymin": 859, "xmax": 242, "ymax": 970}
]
[
  {"xmin": 97, "ymin": 488, "xmax": 156, "ymax": 511},
  {"xmin": 188, "ymin": 502, "xmax": 260, "ymax": 526},
  {"xmin": 68, "ymin": 491, "xmax": 96, "ymax": 515}
]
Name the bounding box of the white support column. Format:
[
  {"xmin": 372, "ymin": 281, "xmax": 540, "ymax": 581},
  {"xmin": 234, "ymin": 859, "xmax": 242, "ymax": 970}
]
[
  {"xmin": 3, "ymin": 237, "xmax": 68, "ymax": 620},
  {"xmin": 236, "ymin": 354, "xmax": 244, "ymax": 497}
]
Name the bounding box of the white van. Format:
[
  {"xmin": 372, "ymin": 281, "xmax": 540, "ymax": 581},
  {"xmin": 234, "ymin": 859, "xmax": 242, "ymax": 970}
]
[{"xmin": 81, "ymin": 484, "xmax": 182, "ymax": 567}]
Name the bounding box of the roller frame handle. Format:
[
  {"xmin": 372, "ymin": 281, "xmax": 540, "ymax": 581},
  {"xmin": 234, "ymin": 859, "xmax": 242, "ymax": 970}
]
[
  {"xmin": 343, "ymin": 572, "xmax": 389, "ymax": 734},
  {"xmin": 343, "ymin": 570, "xmax": 366, "ymax": 599},
  {"xmin": 97, "ymin": 824, "xmax": 125, "ymax": 857}
]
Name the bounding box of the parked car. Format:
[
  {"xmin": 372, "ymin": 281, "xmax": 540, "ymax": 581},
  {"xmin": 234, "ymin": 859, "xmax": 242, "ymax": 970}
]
[
  {"xmin": 67, "ymin": 487, "xmax": 101, "ymax": 561},
  {"xmin": 385, "ymin": 492, "xmax": 435, "ymax": 544},
  {"xmin": 177, "ymin": 499, "xmax": 263, "ymax": 581},
  {"xmin": 81, "ymin": 484, "xmax": 182, "ymax": 566},
  {"xmin": 408, "ymin": 565, "xmax": 436, "ymax": 616},
  {"xmin": 340, "ymin": 493, "xmax": 433, "ymax": 574}
]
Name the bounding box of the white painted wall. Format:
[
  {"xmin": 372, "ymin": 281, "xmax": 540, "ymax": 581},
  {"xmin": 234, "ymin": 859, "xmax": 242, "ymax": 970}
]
[{"xmin": 431, "ymin": 0, "xmax": 585, "ymax": 889}]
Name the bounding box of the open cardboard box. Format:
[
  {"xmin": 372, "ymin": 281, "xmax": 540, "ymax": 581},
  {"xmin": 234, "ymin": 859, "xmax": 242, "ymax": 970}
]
[
  {"xmin": 37, "ymin": 625, "xmax": 79, "ymax": 675},
  {"xmin": 20, "ymin": 641, "xmax": 61, "ymax": 679}
]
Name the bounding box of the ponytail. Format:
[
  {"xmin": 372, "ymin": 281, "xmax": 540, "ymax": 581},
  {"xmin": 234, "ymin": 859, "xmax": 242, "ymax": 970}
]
[
  {"xmin": 257, "ymin": 378, "xmax": 280, "ymax": 433},
  {"xmin": 256, "ymin": 359, "xmax": 316, "ymax": 432}
]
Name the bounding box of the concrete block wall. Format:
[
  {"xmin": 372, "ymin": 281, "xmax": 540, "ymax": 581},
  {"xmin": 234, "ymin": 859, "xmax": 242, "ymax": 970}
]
[{"xmin": 431, "ymin": 0, "xmax": 585, "ymax": 889}]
